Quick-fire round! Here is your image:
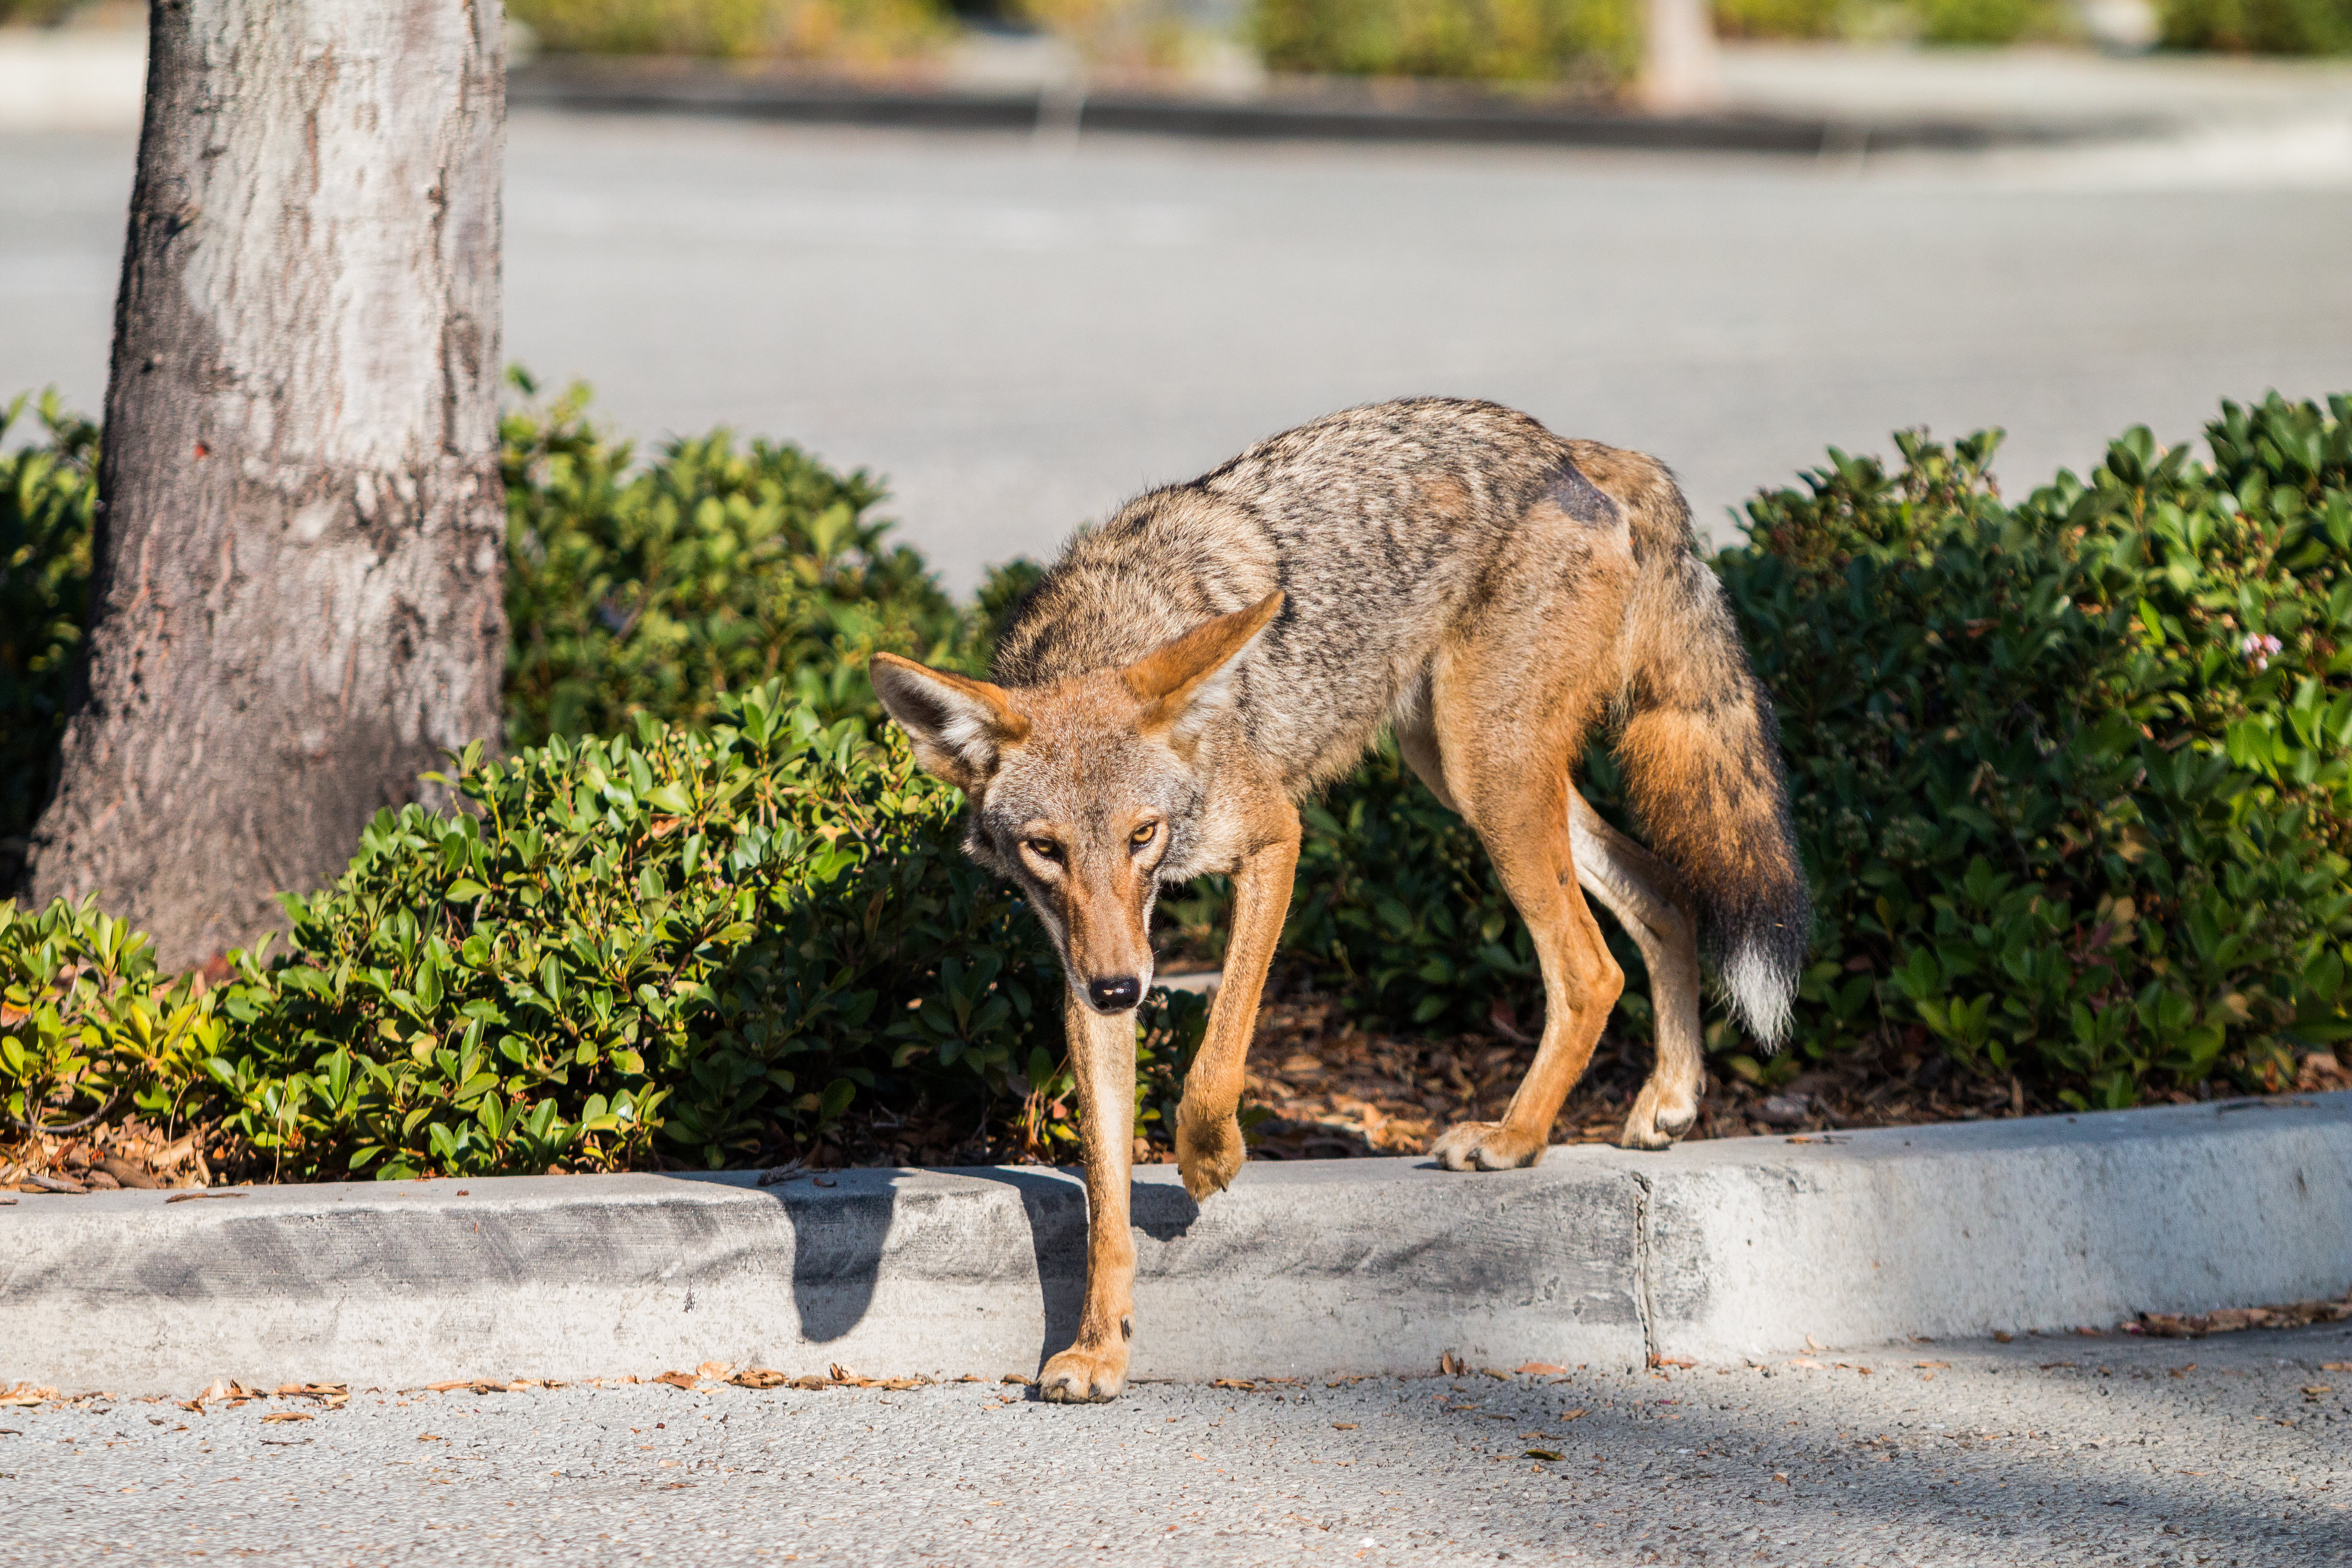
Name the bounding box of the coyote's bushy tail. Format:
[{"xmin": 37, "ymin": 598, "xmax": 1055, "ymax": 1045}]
[{"xmin": 1611, "ymin": 471, "xmax": 1811, "ymax": 1048}]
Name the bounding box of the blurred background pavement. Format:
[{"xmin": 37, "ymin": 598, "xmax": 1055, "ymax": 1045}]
[{"xmin": 4, "ymin": 12, "xmax": 2350, "ymax": 588}]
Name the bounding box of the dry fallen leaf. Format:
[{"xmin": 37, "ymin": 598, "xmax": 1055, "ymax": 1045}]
[
  {"xmin": 1524, "ymin": 1449, "xmax": 1564, "ymax": 1462},
  {"xmin": 259, "ymin": 1411, "xmax": 311, "ymax": 1424},
  {"xmin": 1914, "ymin": 1361, "xmax": 1951, "ymax": 1369},
  {"xmin": 1210, "ymin": 1379, "xmax": 1256, "ymax": 1392},
  {"xmin": 1437, "ymin": 1352, "xmax": 1465, "ymax": 1376},
  {"xmin": 731, "ymin": 1369, "xmax": 789, "ymax": 1389},
  {"xmin": 165, "ymin": 1190, "xmax": 245, "ymax": 1203},
  {"xmin": 695, "ymin": 1361, "xmax": 733, "ymax": 1382},
  {"xmin": 0, "ymin": 1385, "xmax": 59, "ymax": 1408},
  {"xmin": 417, "ymin": 1433, "xmax": 445, "ymax": 1442},
  {"xmin": 1332, "ymin": 1422, "xmax": 1358, "ymax": 1430},
  {"xmin": 2322, "ymin": 1362, "xmax": 2352, "ymax": 1372},
  {"xmin": 652, "ymin": 1371, "xmax": 699, "ymax": 1390},
  {"xmin": 1993, "ymin": 1332, "xmax": 2015, "ymax": 1343},
  {"xmin": 1515, "ymin": 1363, "xmax": 1571, "ymax": 1376}
]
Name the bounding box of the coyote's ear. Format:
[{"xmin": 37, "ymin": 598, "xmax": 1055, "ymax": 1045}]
[
  {"xmin": 870, "ymin": 654, "xmax": 1029, "ymax": 792},
  {"xmin": 1123, "ymin": 591, "xmax": 1284, "ymax": 747}
]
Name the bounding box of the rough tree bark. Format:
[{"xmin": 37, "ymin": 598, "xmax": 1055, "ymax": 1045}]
[{"xmin": 28, "ymin": 0, "xmax": 508, "ymax": 969}]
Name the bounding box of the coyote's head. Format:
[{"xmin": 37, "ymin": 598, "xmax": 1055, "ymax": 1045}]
[{"xmin": 872, "ymin": 593, "xmax": 1283, "ymax": 1016}]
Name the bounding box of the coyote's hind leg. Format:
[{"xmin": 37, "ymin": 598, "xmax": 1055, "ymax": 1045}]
[
  {"xmin": 1568, "ymin": 793, "xmax": 1706, "ymax": 1150},
  {"xmin": 1418, "ymin": 675, "xmax": 1625, "ymax": 1173}
]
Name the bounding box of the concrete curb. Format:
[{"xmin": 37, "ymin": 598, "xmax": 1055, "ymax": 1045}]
[
  {"xmin": 5, "ymin": 1094, "xmax": 2347, "ymax": 1395},
  {"xmin": 504, "ymin": 58, "xmax": 2163, "ymax": 156}
]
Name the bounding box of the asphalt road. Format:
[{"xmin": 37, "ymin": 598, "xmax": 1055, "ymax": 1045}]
[
  {"xmin": 5, "ymin": 1320, "xmax": 2347, "ymax": 1566},
  {"xmin": 5, "ymin": 111, "xmax": 2350, "ymax": 590}
]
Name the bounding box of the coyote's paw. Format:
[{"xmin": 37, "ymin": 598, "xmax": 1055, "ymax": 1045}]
[
  {"xmin": 1429, "ymin": 1121, "xmax": 1548, "ymax": 1172},
  {"xmin": 1176, "ymin": 1103, "xmax": 1245, "ymax": 1200},
  {"xmin": 1619, "ymin": 1077, "xmax": 1700, "ymax": 1152},
  {"xmin": 1038, "ymin": 1341, "xmax": 1129, "ymax": 1404}
]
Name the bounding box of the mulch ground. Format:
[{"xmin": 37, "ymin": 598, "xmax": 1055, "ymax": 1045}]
[
  {"xmin": 10, "ymin": 978, "xmax": 2348, "ymax": 1190},
  {"xmin": 818, "ymin": 976, "xmax": 2352, "ymax": 1172}
]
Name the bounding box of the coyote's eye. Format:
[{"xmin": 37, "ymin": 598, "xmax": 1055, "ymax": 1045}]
[
  {"xmin": 1129, "ymin": 822, "xmax": 1157, "ymax": 851},
  {"xmin": 1024, "ymin": 838, "xmax": 1062, "ymax": 863}
]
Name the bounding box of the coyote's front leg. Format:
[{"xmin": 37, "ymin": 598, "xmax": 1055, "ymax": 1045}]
[
  {"xmin": 1175, "ymin": 815, "xmax": 1300, "ymax": 1200},
  {"xmin": 1039, "ymin": 996, "xmax": 1139, "ymax": 1403}
]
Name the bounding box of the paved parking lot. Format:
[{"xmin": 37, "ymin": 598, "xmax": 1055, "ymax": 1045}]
[
  {"xmin": 5, "ymin": 1320, "xmax": 2348, "ymax": 1565},
  {"xmin": 6, "ymin": 112, "xmax": 2349, "ymax": 588}
]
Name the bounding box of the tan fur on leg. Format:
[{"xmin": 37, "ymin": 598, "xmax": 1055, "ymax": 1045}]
[
  {"xmin": 1175, "ymin": 808, "xmax": 1301, "ymax": 1200},
  {"xmin": 1568, "ymin": 792, "xmax": 1706, "ymax": 1149},
  {"xmin": 1039, "ymin": 995, "xmax": 1138, "ymax": 1403},
  {"xmin": 1419, "ymin": 641, "xmax": 1625, "ymax": 1173}
]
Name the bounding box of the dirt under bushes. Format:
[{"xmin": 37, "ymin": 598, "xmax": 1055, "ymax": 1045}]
[{"xmin": 779, "ymin": 975, "xmax": 2352, "ymax": 1176}]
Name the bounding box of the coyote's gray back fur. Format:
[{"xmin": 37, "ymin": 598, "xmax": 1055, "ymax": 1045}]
[{"xmin": 994, "ymin": 396, "xmax": 1809, "ymax": 1040}]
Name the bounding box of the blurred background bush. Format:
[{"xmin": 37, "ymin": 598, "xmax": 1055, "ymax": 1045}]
[
  {"xmin": 505, "ymin": 0, "xmax": 951, "ymax": 60},
  {"xmin": 491, "ymin": 0, "xmax": 2352, "ymax": 73},
  {"xmin": 1250, "ymin": 0, "xmax": 1640, "ymax": 84},
  {"xmin": 2159, "ymin": 0, "xmax": 2352, "ymax": 52},
  {"xmin": 9, "ymin": 0, "xmax": 2352, "ymax": 64}
]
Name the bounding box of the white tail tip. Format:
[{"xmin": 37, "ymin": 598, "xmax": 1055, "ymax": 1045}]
[{"xmin": 1723, "ymin": 941, "xmax": 1796, "ymax": 1051}]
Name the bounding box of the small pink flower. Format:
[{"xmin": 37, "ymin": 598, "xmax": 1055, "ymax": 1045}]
[{"xmin": 2242, "ymin": 633, "xmax": 2282, "ymax": 670}]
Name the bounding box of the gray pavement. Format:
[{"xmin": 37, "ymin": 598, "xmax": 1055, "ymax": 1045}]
[
  {"xmin": 6, "ymin": 108, "xmax": 2350, "ymax": 591},
  {"xmin": 6, "ymin": 1321, "xmax": 2348, "ymax": 1566}
]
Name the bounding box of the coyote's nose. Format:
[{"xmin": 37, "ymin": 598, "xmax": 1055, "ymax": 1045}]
[{"xmin": 1086, "ymin": 976, "xmax": 1142, "ymax": 1013}]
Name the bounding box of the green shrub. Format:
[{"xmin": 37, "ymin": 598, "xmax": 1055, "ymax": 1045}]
[
  {"xmin": 12, "ymin": 387, "xmax": 2352, "ymax": 1179},
  {"xmin": 204, "ymin": 690, "xmax": 1069, "ymax": 1176},
  {"xmin": 509, "ymin": 0, "xmax": 950, "ymax": 59},
  {"xmin": 2160, "ymin": 0, "xmax": 2352, "ymax": 51},
  {"xmin": 4, "ymin": 684, "xmax": 1206, "ymax": 1177},
  {"xmin": 0, "ymin": 393, "xmax": 97, "ymax": 869},
  {"xmin": 0, "ymin": 895, "xmax": 222, "ymax": 1138},
  {"xmin": 0, "ymin": 378, "xmax": 973, "ymax": 830},
  {"xmin": 502, "ymin": 376, "xmax": 970, "ymax": 745},
  {"xmin": 1251, "ymin": 0, "xmax": 1640, "ymax": 84}
]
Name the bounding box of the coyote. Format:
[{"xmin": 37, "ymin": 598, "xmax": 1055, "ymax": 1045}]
[{"xmin": 872, "ymin": 398, "xmax": 1808, "ymax": 1402}]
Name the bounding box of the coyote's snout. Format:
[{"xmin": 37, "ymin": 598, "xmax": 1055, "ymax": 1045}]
[{"xmin": 875, "ymin": 399, "xmax": 1809, "ymax": 1404}]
